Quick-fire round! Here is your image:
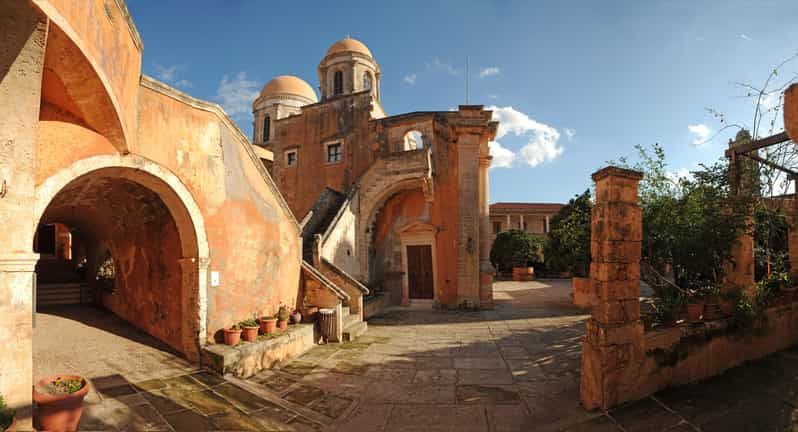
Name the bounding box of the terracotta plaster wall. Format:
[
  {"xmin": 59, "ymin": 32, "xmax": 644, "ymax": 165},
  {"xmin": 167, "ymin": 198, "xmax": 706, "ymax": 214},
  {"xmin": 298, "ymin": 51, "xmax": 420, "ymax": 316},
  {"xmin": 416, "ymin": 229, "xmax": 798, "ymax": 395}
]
[
  {"xmin": 271, "ymin": 92, "xmax": 375, "ymax": 219},
  {"xmin": 33, "ymin": 0, "xmax": 141, "ymax": 151},
  {"xmin": 136, "ymin": 86, "xmax": 301, "ymax": 342}
]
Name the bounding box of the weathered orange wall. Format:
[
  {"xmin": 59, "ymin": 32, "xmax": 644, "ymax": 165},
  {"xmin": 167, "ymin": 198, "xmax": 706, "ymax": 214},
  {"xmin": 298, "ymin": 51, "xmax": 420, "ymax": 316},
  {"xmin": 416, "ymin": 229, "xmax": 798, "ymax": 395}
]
[
  {"xmin": 271, "ymin": 92, "xmax": 375, "ymax": 218},
  {"xmin": 33, "ymin": 0, "xmax": 141, "ymax": 151}
]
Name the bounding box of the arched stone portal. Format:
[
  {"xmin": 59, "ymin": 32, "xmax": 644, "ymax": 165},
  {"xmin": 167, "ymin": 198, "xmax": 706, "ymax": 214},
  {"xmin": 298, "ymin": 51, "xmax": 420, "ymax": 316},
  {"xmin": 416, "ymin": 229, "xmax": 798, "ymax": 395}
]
[{"xmin": 34, "ymin": 155, "xmax": 209, "ymax": 360}]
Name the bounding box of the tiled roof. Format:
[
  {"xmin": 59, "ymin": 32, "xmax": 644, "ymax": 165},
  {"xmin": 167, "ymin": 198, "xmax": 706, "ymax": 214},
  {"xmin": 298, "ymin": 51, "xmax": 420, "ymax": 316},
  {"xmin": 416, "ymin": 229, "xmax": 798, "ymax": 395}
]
[{"xmin": 490, "ymin": 202, "xmax": 565, "ymax": 212}]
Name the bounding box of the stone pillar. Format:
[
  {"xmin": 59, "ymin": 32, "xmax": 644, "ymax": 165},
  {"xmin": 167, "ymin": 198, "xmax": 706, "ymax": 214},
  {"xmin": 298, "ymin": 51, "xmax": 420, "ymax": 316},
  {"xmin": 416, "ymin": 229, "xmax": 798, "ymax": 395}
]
[
  {"xmin": 455, "ymin": 133, "xmax": 481, "ymax": 307},
  {"xmin": 545, "ymin": 215, "xmax": 550, "ymax": 233},
  {"xmin": 0, "ymin": 2, "xmax": 47, "ymax": 425},
  {"xmin": 723, "ymin": 131, "xmax": 756, "ymax": 294},
  {"xmin": 580, "ymin": 167, "xmax": 644, "ymax": 410},
  {"xmin": 520, "ymin": 214, "xmax": 525, "ymax": 231},
  {"xmin": 506, "ymin": 214, "xmax": 510, "ymax": 229},
  {"xmin": 478, "ymin": 156, "xmax": 494, "ymax": 308}
]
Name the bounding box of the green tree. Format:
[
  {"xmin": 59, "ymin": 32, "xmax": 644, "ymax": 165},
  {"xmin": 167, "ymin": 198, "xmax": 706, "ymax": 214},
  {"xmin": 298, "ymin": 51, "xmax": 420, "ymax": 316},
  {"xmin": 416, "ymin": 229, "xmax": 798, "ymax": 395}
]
[
  {"xmin": 544, "ymin": 190, "xmax": 592, "ymax": 277},
  {"xmin": 490, "ymin": 230, "xmax": 545, "ymax": 273}
]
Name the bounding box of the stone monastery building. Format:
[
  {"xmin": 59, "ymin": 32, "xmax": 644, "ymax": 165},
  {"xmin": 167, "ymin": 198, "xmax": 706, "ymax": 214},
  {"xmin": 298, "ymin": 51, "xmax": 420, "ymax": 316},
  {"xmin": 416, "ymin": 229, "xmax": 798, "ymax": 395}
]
[{"xmin": 0, "ymin": 0, "xmax": 498, "ymax": 414}]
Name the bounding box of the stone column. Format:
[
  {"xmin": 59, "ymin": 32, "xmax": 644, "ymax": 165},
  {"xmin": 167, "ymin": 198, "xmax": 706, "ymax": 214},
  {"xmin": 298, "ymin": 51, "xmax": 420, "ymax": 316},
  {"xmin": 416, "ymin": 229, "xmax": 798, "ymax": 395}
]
[
  {"xmin": 455, "ymin": 133, "xmax": 481, "ymax": 307},
  {"xmin": 0, "ymin": 2, "xmax": 47, "ymax": 425},
  {"xmin": 580, "ymin": 167, "xmax": 644, "ymax": 410},
  {"xmin": 506, "ymin": 214, "xmax": 510, "ymax": 229},
  {"xmin": 478, "ymin": 156, "xmax": 494, "ymax": 308},
  {"xmin": 545, "ymin": 215, "xmax": 550, "ymax": 233},
  {"xmin": 520, "ymin": 214, "xmax": 525, "ymax": 231},
  {"xmin": 723, "ymin": 131, "xmax": 756, "ymax": 294}
]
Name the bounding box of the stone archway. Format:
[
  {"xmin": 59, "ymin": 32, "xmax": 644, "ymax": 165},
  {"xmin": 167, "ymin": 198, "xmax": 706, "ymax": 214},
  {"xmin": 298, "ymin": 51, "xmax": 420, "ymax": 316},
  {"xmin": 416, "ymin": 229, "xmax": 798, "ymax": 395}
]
[{"xmin": 34, "ymin": 154, "xmax": 210, "ymax": 360}]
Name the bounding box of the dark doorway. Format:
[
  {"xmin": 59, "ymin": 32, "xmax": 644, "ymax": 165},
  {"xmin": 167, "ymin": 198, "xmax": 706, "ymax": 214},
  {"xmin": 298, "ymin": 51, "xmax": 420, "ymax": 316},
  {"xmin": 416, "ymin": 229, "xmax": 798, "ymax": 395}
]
[{"xmin": 407, "ymin": 245, "xmax": 434, "ymax": 299}]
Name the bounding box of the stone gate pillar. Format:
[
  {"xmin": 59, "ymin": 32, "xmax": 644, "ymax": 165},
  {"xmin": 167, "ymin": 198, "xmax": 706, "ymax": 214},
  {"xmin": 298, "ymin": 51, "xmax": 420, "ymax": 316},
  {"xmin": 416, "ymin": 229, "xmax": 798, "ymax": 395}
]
[
  {"xmin": 723, "ymin": 131, "xmax": 756, "ymax": 294},
  {"xmin": 580, "ymin": 167, "xmax": 644, "ymax": 410},
  {"xmin": 478, "ymin": 155, "xmax": 494, "ymax": 308}
]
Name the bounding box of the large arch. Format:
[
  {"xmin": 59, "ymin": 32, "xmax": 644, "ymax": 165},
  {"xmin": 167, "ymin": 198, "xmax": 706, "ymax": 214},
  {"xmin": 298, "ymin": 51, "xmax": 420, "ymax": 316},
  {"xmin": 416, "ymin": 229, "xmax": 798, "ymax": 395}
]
[{"xmin": 34, "ymin": 154, "xmax": 210, "ymax": 360}]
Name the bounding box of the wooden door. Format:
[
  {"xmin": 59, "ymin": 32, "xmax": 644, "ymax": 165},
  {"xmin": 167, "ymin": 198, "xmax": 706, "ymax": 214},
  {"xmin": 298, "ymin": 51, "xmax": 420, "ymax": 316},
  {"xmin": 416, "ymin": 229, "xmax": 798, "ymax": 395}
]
[{"xmin": 407, "ymin": 245, "xmax": 434, "ymax": 299}]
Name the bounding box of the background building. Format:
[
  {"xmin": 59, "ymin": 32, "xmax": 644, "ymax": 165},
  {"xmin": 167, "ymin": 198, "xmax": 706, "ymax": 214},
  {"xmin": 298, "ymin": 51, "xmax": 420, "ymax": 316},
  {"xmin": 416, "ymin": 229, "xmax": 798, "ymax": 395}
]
[{"xmin": 489, "ymin": 202, "xmax": 564, "ymax": 240}]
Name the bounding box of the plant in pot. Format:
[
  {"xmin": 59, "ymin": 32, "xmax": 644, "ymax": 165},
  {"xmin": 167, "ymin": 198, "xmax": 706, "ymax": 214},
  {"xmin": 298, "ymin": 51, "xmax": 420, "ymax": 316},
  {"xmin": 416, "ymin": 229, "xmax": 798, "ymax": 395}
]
[
  {"xmin": 0, "ymin": 394, "xmax": 16, "ymax": 432},
  {"xmin": 33, "ymin": 375, "xmax": 89, "ymax": 432},
  {"xmin": 258, "ymin": 312, "xmax": 278, "ymax": 335},
  {"xmin": 240, "ymin": 319, "xmax": 259, "ymax": 342},
  {"xmin": 701, "ymin": 284, "xmax": 722, "ymax": 320},
  {"xmin": 223, "ymin": 323, "xmax": 242, "ymax": 346},
  {"xmin": 652, "ymin": 290, "xmax": 685, "ymax": 327},
  {"xmin": 277, "ymin": 304, "xmax": 289, "ymax": 330}
]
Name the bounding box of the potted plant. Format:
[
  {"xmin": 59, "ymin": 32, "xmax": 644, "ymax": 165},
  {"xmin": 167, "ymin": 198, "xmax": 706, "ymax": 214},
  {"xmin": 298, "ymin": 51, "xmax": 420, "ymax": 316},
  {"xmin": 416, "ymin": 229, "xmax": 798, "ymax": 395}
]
[
  {"xmin": 33, "ymin": 375, "xmax": 89, "ymax": 432},
  {"xmin": 277, "ymin": 304, "xmax": 289, "ymax": 331},
  {"xmin": 223, "ymin": 323, "xmax": 242, "ymax": 346},
  {"xmin": 258, "ymin": 311, "xmax": 278, "ymax": 334},
  {"xmin": 240, "ymin": 319, "xmax": 259, "ymax": 342},
  {"xmin": 653, "ymin": 290, "xmax": 685, "ymax": 327},
  {"xmin": 702, "ymin": 285, "xmax": 722, "ymax": 320},
  {"xmin": 0, "ymin": 394, "xmax": 15, "ymax": 432}
]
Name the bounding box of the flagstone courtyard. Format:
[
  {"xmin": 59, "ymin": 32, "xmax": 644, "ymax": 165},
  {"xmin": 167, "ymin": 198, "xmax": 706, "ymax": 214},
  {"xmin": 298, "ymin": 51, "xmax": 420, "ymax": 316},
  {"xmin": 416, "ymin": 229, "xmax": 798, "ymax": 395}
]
[{"xmin": 31, "ymin": 280, "xmax": 798, "ymax": 431}]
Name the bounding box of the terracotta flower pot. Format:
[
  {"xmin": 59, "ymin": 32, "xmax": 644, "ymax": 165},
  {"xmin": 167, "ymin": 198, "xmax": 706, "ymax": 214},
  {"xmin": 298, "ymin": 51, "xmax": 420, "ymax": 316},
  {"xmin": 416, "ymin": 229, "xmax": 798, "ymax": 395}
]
[
  {"xmin": 5, "ymin": 416, "xmax": 17, "ymax": 432},
  {"xmin": 223, "ymin": 327, "xmax": 242, "ymax": 346},
  {"xmin": 686, "ymin": 302, "xmax": 704, "ymax": 322},
  {"xmin": 241, "ymin": 325, "xmax": 259, "ymax": 342},
  {"xmin": 33, "ymin": 375, "xmax": 89, "ymax": 432},
  {"xmin": 278, "ymin": 319, "xmax": 288, "ymax": 331},
  {"xmin": 259, "ymin": 317, "xmax": 278, "ymax": 335}
]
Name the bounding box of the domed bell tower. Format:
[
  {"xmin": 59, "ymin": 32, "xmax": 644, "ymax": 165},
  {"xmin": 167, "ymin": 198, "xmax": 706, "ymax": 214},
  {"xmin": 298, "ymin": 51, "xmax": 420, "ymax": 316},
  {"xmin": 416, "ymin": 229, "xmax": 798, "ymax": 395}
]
[
  {"xmin": 252, "ymin": 75, "xmax": 317, "ymax": 148},
  {"xmin": 318, "ymin": 37, "xmax": 380, "ymax": 102}
]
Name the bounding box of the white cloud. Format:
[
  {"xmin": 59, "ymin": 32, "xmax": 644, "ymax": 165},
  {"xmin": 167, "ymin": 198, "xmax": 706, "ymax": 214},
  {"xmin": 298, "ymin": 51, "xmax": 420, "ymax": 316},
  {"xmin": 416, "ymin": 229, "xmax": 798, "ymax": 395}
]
[
  {"xmin": 740, "ymin": 33, "xmax": 751, "ymax": 40},
  {"xmin": 403, "ymin": 74, "xmax": 417, "ymax": 85},
  {"xmin": 563, "ymin": 128, "xmax": 576, "ymax": 140},
  {"xmin": 487, "ymin": 94, "xmax": 499, "ymax": 100},
  {"xmin": 667, "ymin": 167, "xmax": 693, "ymax": 184},
  {"xmin": 216, "ymin": 72, "xmax": 260, "ymax": 117},
  {"xmin": 488, "ymin": 141, "xmax": 516, "ymax": 169},
  {"xmin": 426, "ymin": 57, "xmax": 460, "ymax": 76},
  {"xmin": 479, "ymin": 67, "xmax": 500, "ymax": 78},
  {"xmin": 760, "ymin": 92, "xmax": 780, "ymax": 110},
  {"xmin": 688, "ymin": 123, "xmax": 712, "ymax": 147},
  {"xmin": 154, "ymin": 63, "xmax": 192, "ymax": 88},
  {"xmin": 486, "ymin": 105, "xmax": 565, "ymax": 168}
]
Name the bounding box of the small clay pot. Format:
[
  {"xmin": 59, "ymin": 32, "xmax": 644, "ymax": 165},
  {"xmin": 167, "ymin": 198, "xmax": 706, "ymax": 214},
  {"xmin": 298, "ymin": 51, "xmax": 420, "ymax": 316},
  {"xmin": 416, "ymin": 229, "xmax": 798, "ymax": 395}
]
[
  {"xmin": 241, "ymin": 325, "xmax": 259, "ymax": 342},
  {"xmin": 33, "ymin": 375, "xmax": 89, "ymax": 432},
  {"xmin": 5, "ymin": 415, "xmax": 17, "ymax": 432},
  {"xmin": 259, "ymin": 317, "xmax": 277, "ymax": 335},
  {"xmin": 278, "ymin": 319, "xmax": 288, "ymax": 331},
  {"xmin": 290, "ymin": 310, "xmax": 302, "ymax": 324},
  {"xmin": 686, "ymin": 302, "xmax": 704, "ymax": 322},
  {"xmin": 223, "ymin": 327, "xmax": 242, "ymax": 346}
]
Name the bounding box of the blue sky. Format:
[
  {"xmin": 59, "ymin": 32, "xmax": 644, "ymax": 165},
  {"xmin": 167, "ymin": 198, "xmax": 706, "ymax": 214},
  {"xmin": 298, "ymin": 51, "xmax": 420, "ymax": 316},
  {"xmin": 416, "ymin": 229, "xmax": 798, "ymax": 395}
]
[{"xmin": 127, "ymin": 1, "xmax": 798, "ymax": 204}]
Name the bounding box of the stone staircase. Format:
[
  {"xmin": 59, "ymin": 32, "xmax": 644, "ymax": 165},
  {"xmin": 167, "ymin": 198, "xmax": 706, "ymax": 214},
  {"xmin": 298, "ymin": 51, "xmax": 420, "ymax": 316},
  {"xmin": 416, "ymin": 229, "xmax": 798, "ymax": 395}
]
[
  {"xmin": 37, "ymin": 282, "xmax": 90, "ymax": 306},
  {"xmin": 341, "ymin": 305, "xmax": 367, "ymax": 342}
]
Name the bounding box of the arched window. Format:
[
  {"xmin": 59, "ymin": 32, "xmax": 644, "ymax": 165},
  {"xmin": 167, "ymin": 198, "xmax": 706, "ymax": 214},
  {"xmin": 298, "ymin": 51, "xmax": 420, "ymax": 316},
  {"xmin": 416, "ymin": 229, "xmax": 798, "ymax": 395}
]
[
  {"xmin": 403, "ymin": 130, "xmax": 424, "ymax": 151},
  {"xmin": 263, "ymin": 116, "xmax": 271, "ymax": 142},
  {"xmin": 333, "ymin": 70, "xmax": 343, "ymax": 95},
  {"xmin": 363, "ymin": 72, "xmax": 372, "ymax": 91}
]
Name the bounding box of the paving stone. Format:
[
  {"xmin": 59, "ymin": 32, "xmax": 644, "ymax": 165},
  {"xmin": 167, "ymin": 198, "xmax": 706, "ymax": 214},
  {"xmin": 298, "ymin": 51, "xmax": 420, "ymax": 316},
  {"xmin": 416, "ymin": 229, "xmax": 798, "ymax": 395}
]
[
  {"xmin": 457, "ymin": 368, "xmax": 514, "ymax": 385},
  {"xmin": 249, "ymin": 399, "xmax": 298, "ymax": 429},
  {"xmin": 281, "ymin": 361, "xmax": 318, "ymax": 377},
  {"xmin": 211, "ymin": 408, "xmax": 266, "ymax": 431},
  {"xmin": 180, "ymin": 389, "xmax": 236, "ymax": 416},
  {"xmin": 188, "ymin": 370, "xmax": 225, "ymax": 387},
  {"xmin": 415, "ymin": 356, "xmax": 454, "ymax": 369},
  {"xmin": 609, "ymin": 398, "xmax": 682, "ymax": 432},
  {"xmin": 332, "ymin": 360, "xmax": 371, "ymax": 375},
  {"xmin": 133, "ymin": 378, "xmax": 167, "ymax": 392},
  {"xmin": 286, "ymin": 414, "xmax": 323, "ymax": 431},
  {"xmin": 487, "ymin": 404, "xmax": 530, "ymax": 432},
  {"xmin": 213, "ymin": 382, "xmax": 269, "ymax": 413},
  {"xmin": 284, "ymin": 384, "xmax": 326, "ymax": 406},
  {"xmin": 453, "ymin": 357, "xmax": 508, "ymax": 369},
  {"xmin": 162, "ymin": 409, "xmax": 218, "ymax": 431},
  {"xmin": 385, "ymin": 404, "xmax": 488, "ymax": 432},
  {"xmin": 559, "ymin": 415, "xmax": 621, "ymax": 431},
  {"xmin": 364, "ymin": 366, "xmax": 416, "ymax": 384},
  {"xmin": 456, "ymin": 384, "xmax": 520, "ymax": 404},
  {"xmin": 142, "ymin": 389, "xmax": 194, "ymax": 415},
  {"xmin": 311, "ymin": 393, "xmax": 353, "ymax": 418},
  {"xmin": 413, "ymin": 369, "xmax": 458, "ymax": 385},
  {"xmin": 254, "ymin": 372, "xmax": 298, "ymax": 394},
  {"xmin": 161, "ymin": 374, "xmax": 207, "ymax": 392},
  {"xmin": 364, "ymin": 381, "xmax": 456, "ymax": 404},
  {"xmin": 335, "ymin": 403, "xmax": 392, "ymax": 432}
]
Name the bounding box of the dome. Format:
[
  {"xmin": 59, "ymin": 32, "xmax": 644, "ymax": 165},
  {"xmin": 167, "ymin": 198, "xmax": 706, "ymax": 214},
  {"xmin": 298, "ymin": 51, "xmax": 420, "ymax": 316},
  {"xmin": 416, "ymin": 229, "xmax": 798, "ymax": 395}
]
[
  {"xmin": 258, "ymin": 75, "xmax": 317, "ymax": 103},
  {"xmin": 325, "ymin": 37, "xmax": 372, "ymax": 58}
]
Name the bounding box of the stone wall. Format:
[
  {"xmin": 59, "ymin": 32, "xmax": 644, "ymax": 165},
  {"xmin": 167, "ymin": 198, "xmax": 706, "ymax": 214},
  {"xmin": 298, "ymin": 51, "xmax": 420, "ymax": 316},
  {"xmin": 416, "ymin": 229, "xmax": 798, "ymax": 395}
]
[{"xmin": 319, "ymin": 191, "xmax": 359, "ymax": 277}]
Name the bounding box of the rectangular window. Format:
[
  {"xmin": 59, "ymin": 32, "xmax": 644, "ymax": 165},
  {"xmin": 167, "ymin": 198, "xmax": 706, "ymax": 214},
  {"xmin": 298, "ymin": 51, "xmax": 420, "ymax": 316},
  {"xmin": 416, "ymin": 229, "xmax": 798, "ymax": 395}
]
[
  {"xmin": 326, "ymin": 142, "xmax": 342, "ymax": 163},
  {"xmin": 285, "ymin": 150, "xmax": 297, "ymax": 167},
  {"xmin": 493, "ymin": 222, "xmax": 501, "ymax": 234}
]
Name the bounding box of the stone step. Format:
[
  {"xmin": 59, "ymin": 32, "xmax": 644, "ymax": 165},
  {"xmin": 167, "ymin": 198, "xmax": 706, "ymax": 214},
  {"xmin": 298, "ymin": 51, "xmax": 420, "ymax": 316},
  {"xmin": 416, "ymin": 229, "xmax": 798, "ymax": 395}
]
[{"xmin": 342, "ymin": 320, "xmax": 368, "ymax": 343}]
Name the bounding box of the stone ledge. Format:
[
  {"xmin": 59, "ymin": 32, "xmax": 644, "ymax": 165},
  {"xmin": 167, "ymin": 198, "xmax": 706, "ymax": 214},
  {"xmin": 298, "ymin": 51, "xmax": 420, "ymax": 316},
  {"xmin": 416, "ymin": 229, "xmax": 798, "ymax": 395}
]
[{"xmin": 201, "ymin": 324, "xmax": 315, "ymax": 378}]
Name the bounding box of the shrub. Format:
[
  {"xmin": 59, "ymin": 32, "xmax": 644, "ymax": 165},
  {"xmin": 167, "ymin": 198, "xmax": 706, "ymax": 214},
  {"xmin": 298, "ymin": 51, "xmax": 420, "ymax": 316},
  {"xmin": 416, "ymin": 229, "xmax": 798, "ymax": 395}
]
[
  {"xmin": 490, "ymin": 229, "xmax": 545, "ymax": 273},
  {"xmin": 544, "ymin": 190, "xmax": 592, "ymax": 276}
]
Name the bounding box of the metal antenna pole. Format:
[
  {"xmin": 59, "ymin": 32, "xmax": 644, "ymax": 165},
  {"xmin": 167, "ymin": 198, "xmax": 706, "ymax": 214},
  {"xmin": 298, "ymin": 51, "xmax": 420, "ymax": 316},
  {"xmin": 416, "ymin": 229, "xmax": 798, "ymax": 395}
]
[{"xmin": 466, "ymin": 56, "xmax": 470, "ymax": 104}]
